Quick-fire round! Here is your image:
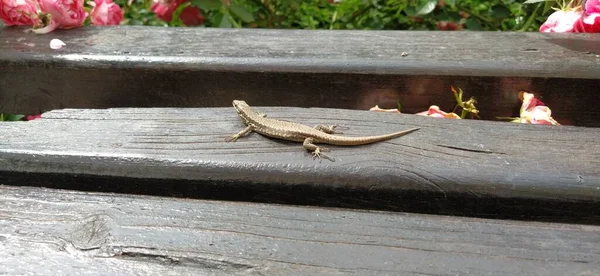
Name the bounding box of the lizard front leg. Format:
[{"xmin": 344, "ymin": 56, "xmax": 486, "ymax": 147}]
[
  {"xmin": 226, "ymin": 126, "xmax": 253, "ymax": 142},
  {"xmin": 303, "ymin": 137, "xmax": 335, "ymax": 162}
]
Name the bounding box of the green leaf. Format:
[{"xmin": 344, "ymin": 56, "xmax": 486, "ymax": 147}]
[
  {"xmin": 465, "ymin": 18, "xmax": 483, "ymax": 30},
  {"xmin": 444, "ymin": 0, "xmax": 456, "ymax": 6},
  {"xmin": 190, "ymin": 0, "xmax": 221, "ymax": 11},
  {"xmin": 404, "ymin": 6, "xmax": 417, "ymax": 16},
  {"xmin": 447, "ymin": 11, "xmax": 462, "ymax": 21},
  {"xmin": 6, "ymin": 114, "xmax": 25, "ymax": 121},
  {"xmin": 491, "ymin": 5, "xmax": 511, "ymax": 18},
  {"xmin": 415, "ymin": 0, "xmax": 437, "ymax": 16},
  {"xmin": 229, "ymin": 3, "xmax": 254, "ymax": 23},
  {"xmin": 219, "ymin": 14, "xmax": 232, "ymax": 28},
  {"xmin": 543, "ymin": 1, "xmax": 555, "ymax": 13},
  {"xmin": 0, "ymin": 114, "xmax": 24, "ymax": 121}
]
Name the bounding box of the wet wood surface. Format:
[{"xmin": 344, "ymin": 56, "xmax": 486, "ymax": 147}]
[
  {"xmin": 1, "ymin": 185, "xmax": 598, "ymax": 276},
  {"xmin": 1, "ymin": 27, "xmax": 599, "ymax": 126},
  {"xmin": 0, "ymin": 106, "xmax": 598, "ymax": 222}
]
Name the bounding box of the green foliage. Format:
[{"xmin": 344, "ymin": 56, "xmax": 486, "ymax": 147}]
[
  {"xmin": 123, "ymin": 0, "xmax": 548, "ymax": 31},
  {"xmin": 0, "ymin": 114, "xmax": 24, "ymax": 121},
  {"xmin": 114, "ymin": 0, "xmax": 167, "ymax": 26}
]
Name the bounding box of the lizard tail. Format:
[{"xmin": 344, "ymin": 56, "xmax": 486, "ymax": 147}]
[{"xmin": 321, "ymin": 127, "xmax": 420, "ymax": 146}]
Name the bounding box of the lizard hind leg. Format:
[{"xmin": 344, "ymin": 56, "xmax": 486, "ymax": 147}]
[
  {"xmin": 303, "ymin": 137, "xmax": 335, "ymax": 162},
  {"xmin": 314, "ymin": 124, "xmax": 341, "ymax": 134}
]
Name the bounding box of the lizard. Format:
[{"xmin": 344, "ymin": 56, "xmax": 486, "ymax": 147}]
[{"xmin": 226, "ymin": 100, "xmax": 420, "ymax": 161}]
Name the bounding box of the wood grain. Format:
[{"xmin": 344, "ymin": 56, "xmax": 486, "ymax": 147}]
[
  {"xmin": 0, "ymin": 27, "xmax": 599, "ymax": 126},
  {"xmin": 0, "ymin": 185, "xmax": 598, "ymax": 276},
  {"xmin": 0, "ymin": 106, "xmax": 598, "ymax": 221}
]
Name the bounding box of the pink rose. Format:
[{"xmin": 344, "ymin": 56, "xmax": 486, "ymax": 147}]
[
  {"xmin": 539, "ymin": 0, "xmax": 600, "ymax": 33},
  {"xmin": 178, "ymin": 5, "xmax": 203, "ymax": 26},
  {"xmin": 90, "ymin": 0, "xmax": 123, "ymax": 25},
  {"xmin": 33, "ymin": 0, "xmax": 87, "ymax": 34},
  {"xmin": 579, "ymin": 13, "xmax": 600, "ymax": 32},
  {"xmin": 0, "ymin": 0, "xmax": 40, "ymax": 26},
  {"xmin": 436, "ymin": 21, "xmax": 462, "ymax": 30},
  {"xmin": 151, "ymin": 0, "xmax": 179, "ymax": 22},
  {"xmin": 586, "ymin": 0, "xmax": 600, "ymax": 14},
  {"xmin": 540, "ymin": 9, "xmax": 583, "ymax": 32},
  {"xmin": 580, "ymin": 0, "xmax": 600, "ymax": 32},
  {"xmin": 151, "ymin": 0, "xmax": 204, "ymax": 26}
]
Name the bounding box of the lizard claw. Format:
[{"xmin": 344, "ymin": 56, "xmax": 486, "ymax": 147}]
[
  {"xmin": 225, "ymin": 135, "xmax": 238, "ymax": 142},
  {"xmin": 311, "ymin": 149, "xmax": 335, "ymax": 162},
  {"xmin": 312, "ymin": 151, "xmax": 321, "ymax": 160},
  {"xmin": 330, "ymin": 125, "xmax": 343, "ymax": 134}
]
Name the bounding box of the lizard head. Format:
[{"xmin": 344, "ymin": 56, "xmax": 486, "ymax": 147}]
[{"xmin": 232, "ymin": 100, "xmax": 249, "ymax": 114}]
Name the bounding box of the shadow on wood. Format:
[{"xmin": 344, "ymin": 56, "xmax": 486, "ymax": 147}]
[{"xmin": 0, "ymin": 27, "xmax": 599, "ymax": 126}]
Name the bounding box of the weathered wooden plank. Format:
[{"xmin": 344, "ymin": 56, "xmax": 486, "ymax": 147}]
[
  {"xmin": 0, "ymin": 106, "xmax": 598, "ymax": 221},
  {"xmin": 0, "ymin": 27, "xmax": 599, "ymax": 126},
  {"xmin": 0, "ymin": 185, "xmax": 598, "ymax": 275},
  {"xmin": 2, "ymin": 27, "xmax": 599, "ymax": 77}
]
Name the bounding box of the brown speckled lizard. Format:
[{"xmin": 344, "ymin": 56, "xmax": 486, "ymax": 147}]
[{"xmin": 226, "ymin": 100, "xmax": 420, "ymax": 161}]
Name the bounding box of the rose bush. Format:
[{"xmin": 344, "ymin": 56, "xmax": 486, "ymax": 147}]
[
  {"xmin": 3, "ymin": 0, "xmax": 597, "ymax": 33},
  {"xmin": 102, "ymin": 0, "xmax": 547, "ymax": 31},
  {"xmin": 0, "ymin": 0, "xmax": 123, "ymax": 32}
]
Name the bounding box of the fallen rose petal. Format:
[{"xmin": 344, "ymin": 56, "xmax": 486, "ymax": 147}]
[
  {"xmin": 50, "ymin": 38, "xmax": 66, "ymax": 49},
  {"xmin": 416, "ymin": 105, "xmax": 461, "ymax": 119},
  {"xmin": 519, "ymin": 91, "xmax": 545, "ymax": 114},
  {"xmin": 520, "ymin": 106, "xmax": 560, "ymax": 125},
  {"xmin": 25, "ymin": 114, "xmax": 42, "ymax": 120},
  {"xmin": 517, "ymin": 91, "xmax": 560, "ymax": 125},
  {"xmin": 369, "ymin": 105, "xmax": 400, "ymax": 113}
]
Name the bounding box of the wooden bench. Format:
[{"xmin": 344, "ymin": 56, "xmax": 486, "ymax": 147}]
[{"xmin": 0, "ymin": 27, "xmax": 599, "ymax": 274}]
